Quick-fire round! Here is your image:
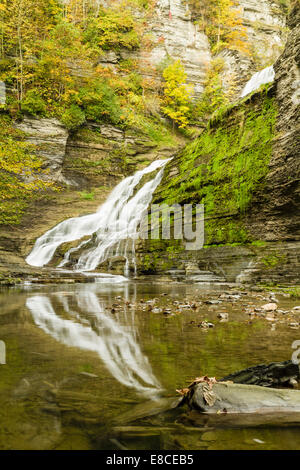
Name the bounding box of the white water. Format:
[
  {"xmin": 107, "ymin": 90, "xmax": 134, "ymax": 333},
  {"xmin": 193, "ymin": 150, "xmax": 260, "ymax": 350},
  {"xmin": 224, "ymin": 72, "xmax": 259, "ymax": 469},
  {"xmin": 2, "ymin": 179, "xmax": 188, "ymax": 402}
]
[
  {"xmin": 26, "ymin": 287, "xmax": 162, "ymax": 397},
  {"xmin": 26, "ymin": 159, "xmax": 170, "ymax": 273},
  {"xmin": 240, "ymin": 65, "xmax": 275, "ymax": 98}
]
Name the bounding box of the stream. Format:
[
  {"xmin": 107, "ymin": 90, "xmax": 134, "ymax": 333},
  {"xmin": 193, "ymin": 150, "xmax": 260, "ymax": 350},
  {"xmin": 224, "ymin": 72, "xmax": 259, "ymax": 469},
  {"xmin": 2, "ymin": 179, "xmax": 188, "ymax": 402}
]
[{"xmin": 1, "ymin": 280, "xmax": 300, "ymax": 450}]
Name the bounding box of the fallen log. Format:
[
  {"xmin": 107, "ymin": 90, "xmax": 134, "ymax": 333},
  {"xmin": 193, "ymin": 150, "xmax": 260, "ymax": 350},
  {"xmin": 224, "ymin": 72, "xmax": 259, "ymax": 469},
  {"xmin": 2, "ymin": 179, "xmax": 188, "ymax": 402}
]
[{"xmin": 186, "ymin": 382, "xmax": 300, "ymax": 414}]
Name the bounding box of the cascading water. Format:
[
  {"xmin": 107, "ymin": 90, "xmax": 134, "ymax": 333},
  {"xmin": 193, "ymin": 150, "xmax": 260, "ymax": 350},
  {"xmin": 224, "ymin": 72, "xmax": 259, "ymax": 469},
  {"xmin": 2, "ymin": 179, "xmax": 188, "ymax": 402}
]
[
  {"xmin": 26, "ymin": 159, "xmax": 170, "ymax": 274},
  {"xmin": 240, "ymin": 65, "xmax": 275, "ymax": 98}
]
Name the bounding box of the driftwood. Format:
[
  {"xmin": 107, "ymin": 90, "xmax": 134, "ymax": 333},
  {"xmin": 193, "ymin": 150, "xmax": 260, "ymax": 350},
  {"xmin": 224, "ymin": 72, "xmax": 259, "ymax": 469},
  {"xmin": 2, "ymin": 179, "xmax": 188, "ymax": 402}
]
[
  {"xmin": 220, "ymin": 360, "xmax": 300, "ymax": 388},
  {"xmin": 186, "ymin": 382, "xmax": 300, "ymax": 414},
  {"xmin": 113, "ymin": 397, "xmax": 182, "ymax": 425}
]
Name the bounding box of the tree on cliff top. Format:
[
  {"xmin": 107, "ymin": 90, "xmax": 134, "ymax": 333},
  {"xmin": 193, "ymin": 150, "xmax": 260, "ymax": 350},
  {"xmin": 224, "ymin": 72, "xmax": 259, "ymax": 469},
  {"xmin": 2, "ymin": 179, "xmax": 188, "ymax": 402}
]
[{"xmin": 188, "ymin": 0, "xmax": 249, "ymax": 54}]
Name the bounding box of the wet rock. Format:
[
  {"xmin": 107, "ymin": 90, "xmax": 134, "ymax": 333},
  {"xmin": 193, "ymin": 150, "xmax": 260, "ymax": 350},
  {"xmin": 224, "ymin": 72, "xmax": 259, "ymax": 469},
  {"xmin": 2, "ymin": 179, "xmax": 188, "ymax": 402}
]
[
  {"xmin": 261, "ymin": 303, "xmax": 278, "ymax": 311},
  {"xmin": 162, "ymin": 308, "xmax": 172, "ymax": 314},
  {"xmin": 198, "ymin": 321, "xmax": 215, "ymax": 329},
  {"xmin": 289, "ymin": 322, "xmax": 300, "ymax": 329},
  {"xmin": 217, "ymin": 313, "xmax": 229, "ymax": 321},
  {"xmin": 152, "ymin": 308, "xmax": 162, "ymax": 314}
]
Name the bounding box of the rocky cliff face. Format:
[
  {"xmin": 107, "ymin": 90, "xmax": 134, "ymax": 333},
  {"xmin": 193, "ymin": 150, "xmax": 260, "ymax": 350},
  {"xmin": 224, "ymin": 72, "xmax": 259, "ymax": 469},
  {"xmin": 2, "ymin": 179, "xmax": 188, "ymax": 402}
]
[
  {"xmin": 139, "ymin": 0, "xmax": 211, "ymax": 98},
  {"xmin": 101, "ymin": 0, "xmax": 287, "ymax": 98},
  {"xmin": 63, "ymin": 123, "xmax": 179, "ymax": 189},
  {"xmin": 15, "ymin": 118, "xmax": 69, "ymax": 183},
  {"xmin": 220, "ymin": 0, "xmax": 287, "ymax": 95},
  {"xmin": 271, "ymin": 1, "xmax": 300, "ymax": 227},
  {"xmin": 245, "ymin": 1, "xmax": 300, "ymax": 241},
  {"xmin": 10, "ymin": 0, "xmax": 289, "ymax": 189},
  {"xmin": 0, "ymin": 115, "xmax": 181, "ymax": 283},
  {"xmin": 134, "ymin": 3, "xmax": 300, "ymax": 285}
]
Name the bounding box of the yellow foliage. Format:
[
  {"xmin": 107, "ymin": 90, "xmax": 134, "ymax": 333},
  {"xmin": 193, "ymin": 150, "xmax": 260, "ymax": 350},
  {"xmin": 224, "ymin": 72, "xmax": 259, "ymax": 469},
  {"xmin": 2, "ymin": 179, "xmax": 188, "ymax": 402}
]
[
  {"xmin": 188, "ymin": 0, "xmax": 249, "ymax": 55},
  {"xmin": 0, "ymin": 116, "xmax": 57, "ymax": 224},
  {"xmin": 161, "ymin": 60, "xmax": 193, "ymax": 128}
]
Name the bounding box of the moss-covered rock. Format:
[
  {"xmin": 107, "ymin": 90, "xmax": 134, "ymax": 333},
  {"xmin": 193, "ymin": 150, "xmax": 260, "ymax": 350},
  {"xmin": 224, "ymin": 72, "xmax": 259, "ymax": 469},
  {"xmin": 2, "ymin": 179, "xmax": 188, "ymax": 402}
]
[{"xmin": 155, "ymin": 88, "xmax": 277, "ymax": 246}]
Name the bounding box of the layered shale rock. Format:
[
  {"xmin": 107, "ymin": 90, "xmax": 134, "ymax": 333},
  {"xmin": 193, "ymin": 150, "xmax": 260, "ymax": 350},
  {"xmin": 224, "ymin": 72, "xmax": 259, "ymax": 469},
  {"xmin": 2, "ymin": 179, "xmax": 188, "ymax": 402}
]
[
  {"xmin": 136, "ymin": 3, "xmax": 300, "ymax": 284},
  {"xmin": 14, "ymin": 117, "xmax": 69, "ymax": 183},
  {"xmin": 245, "ymin": 2, "xmax": 300, "ymax": 242},
  {"xmin": 144, "ymin": 0, "xmax": 211, "ymax": 98}
]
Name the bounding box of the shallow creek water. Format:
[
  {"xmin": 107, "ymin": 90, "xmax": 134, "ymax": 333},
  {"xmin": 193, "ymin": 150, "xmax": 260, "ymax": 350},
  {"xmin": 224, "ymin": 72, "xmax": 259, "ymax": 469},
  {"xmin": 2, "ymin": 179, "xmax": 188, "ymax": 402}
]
[{"xmin": 0, "ymin": 280, "xmax": 300, "ymax": 450}]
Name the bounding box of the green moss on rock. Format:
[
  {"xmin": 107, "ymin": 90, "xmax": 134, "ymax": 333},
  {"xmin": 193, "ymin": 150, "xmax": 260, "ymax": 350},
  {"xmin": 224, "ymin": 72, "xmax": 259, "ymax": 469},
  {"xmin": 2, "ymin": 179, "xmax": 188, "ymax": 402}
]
[{"xmin": 155, "ymin": 91, "xmax": 277, "ymax": 246}]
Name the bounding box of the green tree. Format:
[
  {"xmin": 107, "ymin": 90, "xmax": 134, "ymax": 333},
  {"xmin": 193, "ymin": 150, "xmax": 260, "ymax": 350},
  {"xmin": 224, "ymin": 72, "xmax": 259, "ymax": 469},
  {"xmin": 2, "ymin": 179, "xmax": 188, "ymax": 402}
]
[
  {"xmin": 21, "ymin": 89, "xmax": 47, "ymax": 116},
  {"xmin": 61, "ymin": 104, "xmax": 85, "ymax": 130}
]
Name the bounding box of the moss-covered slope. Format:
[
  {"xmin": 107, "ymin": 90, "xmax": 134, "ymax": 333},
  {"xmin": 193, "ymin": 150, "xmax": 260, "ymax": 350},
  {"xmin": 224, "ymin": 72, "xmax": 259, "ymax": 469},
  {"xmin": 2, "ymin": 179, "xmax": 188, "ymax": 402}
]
[{"xmin": 154, "ymin": 88, "xmax": 277, "ymax": 246}]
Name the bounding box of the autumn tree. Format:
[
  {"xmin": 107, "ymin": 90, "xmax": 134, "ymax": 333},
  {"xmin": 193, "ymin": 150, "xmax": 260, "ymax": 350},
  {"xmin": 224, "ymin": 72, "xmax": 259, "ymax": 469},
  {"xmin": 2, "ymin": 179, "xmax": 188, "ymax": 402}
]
[
  {"xmin": 0, "ymin": 0, "xmax": 61, "ymax": 103},
  {"xmin": 188, "ymin": 0, "xmax": 249, "ymax": 54},
  {"xmin": 63, "ymin": 0, "xmax": 102, "ymax": 25},
  {"xmin": 161, "ymin": 60, "xmax": 193, "ymax": 128}
]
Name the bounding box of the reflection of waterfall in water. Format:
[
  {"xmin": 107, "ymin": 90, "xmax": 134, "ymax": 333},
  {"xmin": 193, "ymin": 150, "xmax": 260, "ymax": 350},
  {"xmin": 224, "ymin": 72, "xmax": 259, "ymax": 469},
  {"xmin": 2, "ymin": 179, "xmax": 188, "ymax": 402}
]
[
  {"xmin": 26, "ymin": 159, "xmax": 170, "ymax": 274},
  {"xmin": 26, "ymin": 287, "xmax": 162, "ymax": 398},
  {"xmin": 240, "ymin": 65, "xmax": 275, "ymax": 98}
]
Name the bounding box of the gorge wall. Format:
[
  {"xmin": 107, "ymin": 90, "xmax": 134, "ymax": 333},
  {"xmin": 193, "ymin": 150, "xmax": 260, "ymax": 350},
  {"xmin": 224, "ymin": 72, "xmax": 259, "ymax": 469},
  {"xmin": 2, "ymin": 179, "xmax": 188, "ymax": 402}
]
[
  {"xmin": 119, "ymin": 0, "xmax": 288, "ymax": 97},
  {"xmin": 0, "ymin": 0, "xmax": 298, "ymax": 285},
  {"xmin": 134, "ymin": 2, "xmax": 300, "ymax": 285}
]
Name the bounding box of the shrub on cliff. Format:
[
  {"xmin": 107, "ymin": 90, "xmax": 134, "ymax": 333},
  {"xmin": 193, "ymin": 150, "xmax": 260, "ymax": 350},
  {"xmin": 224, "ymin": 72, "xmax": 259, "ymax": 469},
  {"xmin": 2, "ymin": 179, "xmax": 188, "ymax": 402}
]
[
  {"xmin": 61, "ymin": 105, "xmax": 86, "ymax": 130},
  {"xmin": 21, "ymin": 90, "xmax": 47, "ymax": 117},
  {"xmin": 77, "ymin": 81, "xmax": 121, "ymax": 125}
]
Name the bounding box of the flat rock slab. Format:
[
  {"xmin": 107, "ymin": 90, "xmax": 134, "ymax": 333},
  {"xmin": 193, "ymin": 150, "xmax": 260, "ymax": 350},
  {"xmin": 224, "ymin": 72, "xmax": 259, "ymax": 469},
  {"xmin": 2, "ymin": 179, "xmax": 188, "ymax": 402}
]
[
  {"xmin": 188, "ymin": 382, "xmax": 300, "ymax": 414},
  {"xmin": 181, "ymin": 410, "xmax": 300, "ymax": 428}
]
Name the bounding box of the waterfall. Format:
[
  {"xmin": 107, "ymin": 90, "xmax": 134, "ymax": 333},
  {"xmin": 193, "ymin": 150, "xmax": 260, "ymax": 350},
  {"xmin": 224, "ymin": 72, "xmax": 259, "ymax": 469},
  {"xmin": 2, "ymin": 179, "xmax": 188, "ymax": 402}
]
[
  {"xmin": 26, "ymin": 159, "xmax": 170, "ymax": 273},
  {"xmin": 26, "ymin": 288, "xmax": 162, "ymax": 397},
  {"xmin": 240, "ymin": 65, "xmax": 275, "ymax": 98}
]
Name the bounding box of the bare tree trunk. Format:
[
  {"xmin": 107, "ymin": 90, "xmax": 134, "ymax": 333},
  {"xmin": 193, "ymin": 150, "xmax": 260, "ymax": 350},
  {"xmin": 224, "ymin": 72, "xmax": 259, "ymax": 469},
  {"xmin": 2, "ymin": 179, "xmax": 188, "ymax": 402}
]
[
  {"xmin": 95, "ymin": 0, "xmax": 100, "ymax": 17},
  {"xmin": 17, "ymin": 24, "xmax": 23, "ymax": 101}
]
